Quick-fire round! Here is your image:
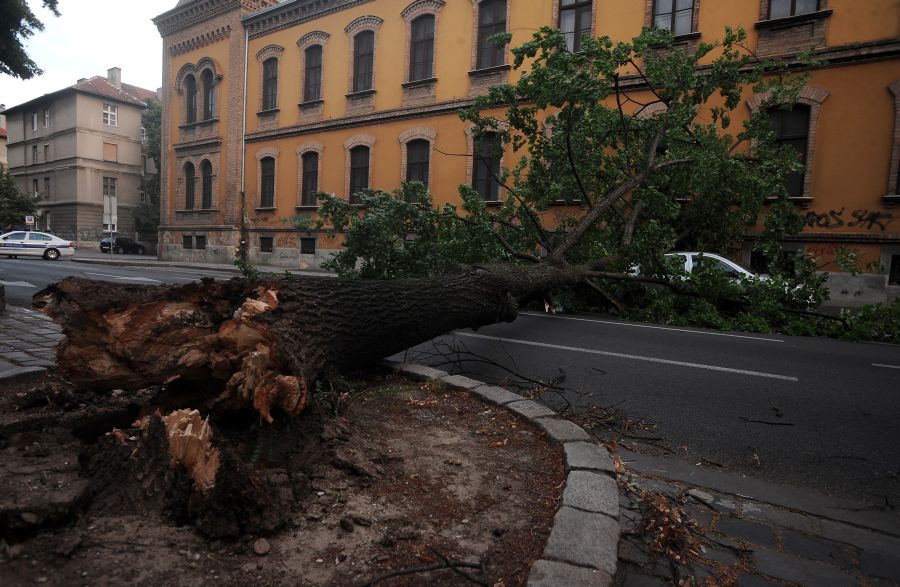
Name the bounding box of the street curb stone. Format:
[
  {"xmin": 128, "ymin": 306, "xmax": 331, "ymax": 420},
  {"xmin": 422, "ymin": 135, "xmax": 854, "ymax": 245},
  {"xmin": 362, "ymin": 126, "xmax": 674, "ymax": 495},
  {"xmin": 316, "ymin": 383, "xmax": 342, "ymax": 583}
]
[
  {"xmin": 382, "ymin": 359, "xmax": 619, "ymax": 586},
  {"xmin": 0, "ymin": 365, "xmax": 47, "ymax": 383}
]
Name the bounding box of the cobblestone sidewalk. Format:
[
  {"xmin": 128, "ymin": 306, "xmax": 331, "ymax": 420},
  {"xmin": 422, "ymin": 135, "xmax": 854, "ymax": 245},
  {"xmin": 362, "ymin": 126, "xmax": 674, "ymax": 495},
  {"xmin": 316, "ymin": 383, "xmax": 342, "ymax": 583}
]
[
  {"xmin": 0, "ymin": 305, "xmax": 62, "ymax": 380},
  {"xmin": 615, "ymin": 462, "xmax": 900, "ymax": 586}
]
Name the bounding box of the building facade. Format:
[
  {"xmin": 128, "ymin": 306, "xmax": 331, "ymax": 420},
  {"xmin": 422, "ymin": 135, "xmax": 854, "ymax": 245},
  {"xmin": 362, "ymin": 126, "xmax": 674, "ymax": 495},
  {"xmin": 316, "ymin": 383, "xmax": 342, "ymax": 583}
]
[
  {"xmin": 154, "ymin": 0, "xmax": 900, "ymax": 296},
  {"xmin": 4, "ymin": 69, "xmax": 157, "ymax": 243}
]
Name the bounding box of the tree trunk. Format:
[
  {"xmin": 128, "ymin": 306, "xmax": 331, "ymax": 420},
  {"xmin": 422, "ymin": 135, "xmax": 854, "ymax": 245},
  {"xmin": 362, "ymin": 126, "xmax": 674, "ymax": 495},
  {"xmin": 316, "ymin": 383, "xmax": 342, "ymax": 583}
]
[{"xmin": 35, "ymin": 265, "xmax": 583, "ymax": 421}]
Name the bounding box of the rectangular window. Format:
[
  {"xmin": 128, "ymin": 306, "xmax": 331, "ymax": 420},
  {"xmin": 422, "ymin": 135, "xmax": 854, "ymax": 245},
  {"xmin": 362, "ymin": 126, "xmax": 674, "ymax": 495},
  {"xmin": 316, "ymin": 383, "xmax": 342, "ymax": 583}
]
[
  {"xmin": 304, "ymin": 45, "xmax": 323, "ymax": 102},
  {"xmin": 102, "ymin": 103, "xmax": 118, "ymax": 126},
  {"xmin": 140, "ymin": 189, "xmax": 146, "ymax": 204},
  {"xmin": 103, "ymin": 142, "xmax": 118, "ymax": 162},
  {"xmin": 260, "ymin": 236, "xmax": 274, "ymax": 253},
  {"xmin": 477, "ymin": 0, "xmax": 507, "ymax": 69},
  {"xmin": 32, "ymin": 179, "xmax": 39, "ymax": 195},
  {"xmin": 43, "ymin": 108, "xmax": 50, "ymax": 128},
  {"xmin": 43, "ymin": 144, "xmax": 50, "ymax": 162},
  {"xmin": 560, "ymin": 0, "xmax": 593, "ymax": 53},
  {"xmin": 353, "ymin": 31, "xmax": 375, "ymax": 92},
  {"xmin": 32, "ymin": 112, "xmax": 38, "ymax": 131},
  {"xmin": 183, "ymin": 235, "xmax": 193, "ymax": 249},
  {"xmin": 32, "ymin": 145, "xmax": 38, "ymax": 164},
  {"xmin": 409, "ymin": 15, "xmax": 435, "ymax": 82},
  {"xmin": 654, "ymin": 0, "xmax": 694, "ymax": 36},
  {"xmin": 349, "ymin": 146, "xmax": 370, "ymax": 204},
  {"xmin": 301, "ymin": 151, "xmax": 319, "ymax": 207},
  {"xmin": 769, "ymin": 106, "xmax": 810, "ymax": 198},
  {"xmin": 260, "ymin": 157, "xmax": 275, "ymax": 208},
  {"xmin": 103, "ymin": 176, "xmax": 118, "ymax": 232},
  {"xmin": 770, "ymin": 0, "xmax": 819, "ymax": 19},
  {"xmin": 890, "ymin": 255, "xmax": 900, "ymax": 286},
  {"xmin": 141, "ymin": 126, "xmax": 147, "ymax": 144},
  {"xmin": 43, "ymin": 177, "xmax": 50, "ymax": 196},
  {"xmin": 300, "ymin": 237, "xmax": 316, "ymax": 255},
  {"xmin": 195, "ymin": 235, "xmax": 207, "ymax": 250},
  {"xmin": 406, "ymin": 139, "xmax": 430, "ymax": 185},
  {"xmin": 262, "ymin": 58, "xmax": 278, "ymax": 111},
  {"xmin": 473, "ymin": 134, "xmax": 501, "ymax": 202}
]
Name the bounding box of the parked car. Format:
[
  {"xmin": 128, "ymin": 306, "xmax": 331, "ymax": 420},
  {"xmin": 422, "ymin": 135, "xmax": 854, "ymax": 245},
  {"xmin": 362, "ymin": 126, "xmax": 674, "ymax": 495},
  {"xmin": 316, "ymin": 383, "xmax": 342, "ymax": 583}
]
[
  {"xmin": 0, "ymin": 230, "xmax": 74, "ymax": 260},
  {"xmin": 100, "ymin": 237, "xmax": 146, "ymax": 255},
  {"xmin": 664, "ymin": 252, "xmax": 760, "ymax": 280}
]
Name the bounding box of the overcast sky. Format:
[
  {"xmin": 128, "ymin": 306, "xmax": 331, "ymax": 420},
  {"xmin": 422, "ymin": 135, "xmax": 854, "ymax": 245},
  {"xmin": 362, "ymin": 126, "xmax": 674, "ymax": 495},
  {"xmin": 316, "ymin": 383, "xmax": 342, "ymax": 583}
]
[{"xmin": 1, "ymin": 0, "xmax": 176, "ymax": 110}]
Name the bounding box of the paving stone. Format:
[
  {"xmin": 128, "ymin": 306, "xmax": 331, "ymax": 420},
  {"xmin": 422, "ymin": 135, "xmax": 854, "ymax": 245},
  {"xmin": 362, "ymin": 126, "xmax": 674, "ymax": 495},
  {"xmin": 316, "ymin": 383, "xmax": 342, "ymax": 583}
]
[
  {"xmin": 753, "ymin": 549, "xmax": 857, "ymax": 586},
  {"xmin": 440, "ymin": 374, "xmax": 483, "ymax": 390},
  {"xmin": 3, "ymin": 352, "xmax": 30, "ymax": 361},
  {"xmin": 701, "ymin": 545, "xmax": 739, "ymax": 567},
  {"xmin": 861, "ymin": 550, "xmax": 900, "ymax": 582},
  {"xmin": 740, "ymin": 500, "xmax": 822, "ymax": 535},
  {"xmin": 635, "ymin": 478, "xmax": 681, "ymax": 497},
  {"xmin": 468, "ymin": 384, "xmax": 522, "ymax": 406},
  {"xmin": 687, "ymin": 488, "xmax": 738, "ymax": 513},
  {"xmin": 818, "ymin": 519, "xmax": 900, "ymax": 557},
  {"xmin": 562, "ymin": 471, "xmax": 619, "ymax": 518},
  {"xmin": 621, "ymin": 573, "xmax": 669, "ymax": 586},
  {"xmin": 527, "ymin": 559, "xmax": 612, "ymax": 587},
  {"xmin": 543, "ymin": 506, "xmax": 619, "ymax": 575},
  {"xmin": 0, "ymin": 366, "xmax": 47, "ymax": 382},
  {"xmin": 782, "ymin": 530, "xmax": 854, "ymax": 569},
  {"xmin": 715, "ymin": 516, "xmax": 776, "ymax": 547},
  {"xmin": 618, "ymin": 539, "xmax": 650, "ymax": 566},
  {"xmin": 506, "ymin": 400, "xmax": 557, "ymax": 420},
  {"xmin": 564, "ymin": 441, "xmax": 615, "ymax": 473},
  {"xmin": 620, "ymin": 508, "xmax": 642, "ymax": 533},
  {"xmin": 533, "ymin": 417, "xmax": 591, "ymax": 443},
  {"xmin": 683, "ymin": 503, "xmax": 714, "ymax": 530},
  {"xmin": 736, "ymin": 573, "xmax": 781, "ymax": 587},
  {"xmin": 387, "ymin": 362, "xmax": 448, "ymax": 380}
]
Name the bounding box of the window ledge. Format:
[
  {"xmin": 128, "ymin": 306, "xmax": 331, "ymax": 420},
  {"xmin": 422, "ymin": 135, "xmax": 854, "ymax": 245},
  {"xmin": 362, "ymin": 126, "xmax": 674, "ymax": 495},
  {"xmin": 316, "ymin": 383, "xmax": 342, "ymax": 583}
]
[
  {"xmin": 882, "ymin": 193, "xmax": 900, "ymax": 208},
  {"xmin": 346, "ymin": 89, "xmax": 376, "ymax": 99},
  {"xmin": 755, "ymin": 9, "xmax": 833, "ymax": 30},
  {"xmin": 765, "ymin": 195, "xmax": 814, "ymax": 207},
  {"xmin": 295, "ymin": 205, "xmax": 319, "ymax": 211},
  {"xmin": 483, "ymin": 200, "xmax": 502, "ymax": 207},
  {"xmin": 298, "ymin": 99, "xmax": 324, "ymax": 109},
  {"xmin": 175, "ymin": 208, "xmax": 218, "ymax": 213},
  {"xmin": 402, "ymin": 77, "xmax": 437, "ymax": 89},
  {"xmin": 257, "ymin": 108, "xmax": 280, "ymax": 117},
  {"xmin": 179, "ymin": 118, "xmax": 219, "ymax": 130},
  {"xmin": 468, "ymin": 64, "xmax": 511, "ymax": 77},
  {"xmin": 254, "ymin": 207, "xmax": 277, "ymax": 212},
  {"xmin": 672, "ymin": 31, "xmax": 701, "ymax": 42}
]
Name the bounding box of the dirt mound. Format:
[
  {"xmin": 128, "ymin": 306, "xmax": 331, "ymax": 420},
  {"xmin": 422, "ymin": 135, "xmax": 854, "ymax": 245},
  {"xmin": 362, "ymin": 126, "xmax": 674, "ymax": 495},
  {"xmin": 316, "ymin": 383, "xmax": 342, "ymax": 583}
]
[{"xmin": 0, "ymin": 373, "xmax": 564, "ymax": 586}]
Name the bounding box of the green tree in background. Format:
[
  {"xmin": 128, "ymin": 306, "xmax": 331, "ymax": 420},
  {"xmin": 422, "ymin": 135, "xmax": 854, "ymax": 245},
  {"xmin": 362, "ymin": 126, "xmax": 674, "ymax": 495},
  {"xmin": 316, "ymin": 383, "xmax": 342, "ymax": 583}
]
[
  {"xmin": 0, "ymin": 0, "xmax": 59, "ymax": 79},
  {"xmin": 0, "ymin": 165, "xmax": 39, "ymax": 229}
]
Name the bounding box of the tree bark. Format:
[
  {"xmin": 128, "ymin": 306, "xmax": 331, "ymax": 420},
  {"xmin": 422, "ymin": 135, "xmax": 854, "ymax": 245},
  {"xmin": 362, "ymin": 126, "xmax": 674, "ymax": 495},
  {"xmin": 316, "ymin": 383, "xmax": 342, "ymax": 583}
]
[{"xmin": 35, "ymin": 265, "xmax": 583, "ymax": 421}]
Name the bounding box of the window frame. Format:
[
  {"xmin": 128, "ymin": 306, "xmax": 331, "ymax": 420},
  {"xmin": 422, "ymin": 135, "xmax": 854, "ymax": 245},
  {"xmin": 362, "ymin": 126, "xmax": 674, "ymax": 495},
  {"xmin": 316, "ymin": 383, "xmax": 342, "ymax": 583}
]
[
  {"xmin": 43, "ymin": 108, "xmax": 50, "ymax": 128},
  {"xmin": 262, "ymin": 57, "xmax": 279, "ymax": 111},
  {"xmin": 201, "ymin": 69, "xmax": 215, "ymax": 120},
  {"xmin": 769, "ymin": 105, "xmax": 811, "ymax": 199},
  {"xmin": 558, "ymin": 0, "xmax": 593, "ymax": 53},
  {"xmin": 652, "ymin": 0, "xmax": 695, "ymax": 37},
  {"xmin": 102, "ymin": 103, "xmax": 118, "ymax": 127},
  {"xmin": 200, "ymin": 160, "xmax": 213, "ymax": 209},
  {"xmin": 352, "ymin": 30, "xmax": 375, "ymax": 93},
  {"xmin": 476, "ymin": 0, "xmax": 507, "ymax": 69},
  {"xmin": 260, "ymin": 156, "xmax": 276, "ymax": 208},
  {"xmin": 304, "ymin": 44, "xmax": 324, "ymax": 102},
  {"xmin": 405, "ymin": 139, "xmax": 431, "ymax": 185},
  {"xmin": 301, "ymin": 151, "xmax": 319, "ymax": 207},
  {"xmin": 31, "ymin": 112, "xmax": 37, "ymax": 131},
  {"xmin": 184, "ymin": 162, "xmax": 196, "ymax": 210},
  {"xmin": 768, "ymin": 0, "xmax": 820, "ymax": 19},
  {"xmin": 409, "ymin": 14, "xmax": 435, "ymax": 82},
  {"xmin": 472, "ymin": 133, "xmax": 502, "ymax": 202},
  {"xmin": 185, "ymin": 73, "xmax": 197, "ymax": 124},
  {"xmin": 349, "ymin": 145, "xmax": 370, "ymax": 204}
]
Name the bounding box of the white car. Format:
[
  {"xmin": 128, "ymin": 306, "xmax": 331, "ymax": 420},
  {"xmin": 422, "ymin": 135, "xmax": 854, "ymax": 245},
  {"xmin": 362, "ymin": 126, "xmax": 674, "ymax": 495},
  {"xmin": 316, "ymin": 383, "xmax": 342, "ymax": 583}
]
[
  {"xmin": 0, "ymin": 231, "xmax": 75, "ymax": 260},
  {"xmin": 664, "ymin": 252, "xmax": 759, "ymax": 280}
]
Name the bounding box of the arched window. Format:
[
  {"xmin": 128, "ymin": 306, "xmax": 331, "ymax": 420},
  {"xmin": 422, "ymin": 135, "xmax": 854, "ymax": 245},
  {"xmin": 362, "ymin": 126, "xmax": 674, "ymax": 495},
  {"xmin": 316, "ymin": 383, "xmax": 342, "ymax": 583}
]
[
  {"xmin": 353, "ymin": 31, "xmax": 374, "ymax": 92},
  {"xmin": 260, "ymin": 156, "xmax": 275, "ymax": 207},
  {"xmin": 200, "ymin": 160, "xmax": 213, "ymax": 209},
  {"xmin": 349, "ymin": 146, "xmax": 370, "ymax": 203},
  {"xmin": 262, "ymin": 57, "xmax": 278, "ymax": 110},
  {"xmin": 769, "ymin": 104, "xmax": 811, "ymax": 198},
  {"xmin": 301, "ymin": 151, "xmax": 319, "ymax": 207},
  {"xmin": 409, "ymin": 15, "xmax": 435, "ymax": 82},
  {"xmin": 304, "ymin": 45, "xmax": 323, "ymax": 102},
  {"xmin": 201, "ymin": 69, "xmax": 214, "ymax": 120},
  {"xmin": 184, "ymin": 74, "xmax": 197, "ymax": 124},
  {"xmin": 477, "ymin": 0, "xmax": 506, "ymax": 69},
  {"xmin": 406, "ymin": 139, "xmax": 430, "ymax": 185},
  {"xmin": 473, "ymin": 134, "xmax": 500, "ymax": 202},
  {"xmin": 184, "ymin": 162, "xmax": 196, "ymax": 209}
]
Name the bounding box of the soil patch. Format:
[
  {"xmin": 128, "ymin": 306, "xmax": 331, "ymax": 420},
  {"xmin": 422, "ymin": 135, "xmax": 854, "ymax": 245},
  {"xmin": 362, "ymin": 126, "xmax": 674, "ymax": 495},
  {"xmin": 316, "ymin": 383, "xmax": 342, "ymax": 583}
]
[{"xmin": 0, "ymin": 372, "xmax": 564, "ymax": 586}]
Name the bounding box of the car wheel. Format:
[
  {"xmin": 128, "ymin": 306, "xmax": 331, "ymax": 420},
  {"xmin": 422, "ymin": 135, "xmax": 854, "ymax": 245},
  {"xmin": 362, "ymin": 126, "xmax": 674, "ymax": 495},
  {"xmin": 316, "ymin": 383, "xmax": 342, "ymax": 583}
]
[
  {"xmin": 137, "ymin": 246, "xmax": 145, "ymax": 255},
  {"xmin": 114, "ymin": 246, "xmax": 122, "ymax": 254},
  {"xmin": 43, "ymin": 248, "xmax": 60, "ymax": 261}
]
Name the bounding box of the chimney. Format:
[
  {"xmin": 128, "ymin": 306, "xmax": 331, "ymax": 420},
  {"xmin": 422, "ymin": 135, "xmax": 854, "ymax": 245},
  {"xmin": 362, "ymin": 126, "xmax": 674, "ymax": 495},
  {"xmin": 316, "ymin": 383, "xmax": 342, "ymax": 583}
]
[{"xmin": 107, "ymin": 67, "xmax": 122, "ymax": 88}]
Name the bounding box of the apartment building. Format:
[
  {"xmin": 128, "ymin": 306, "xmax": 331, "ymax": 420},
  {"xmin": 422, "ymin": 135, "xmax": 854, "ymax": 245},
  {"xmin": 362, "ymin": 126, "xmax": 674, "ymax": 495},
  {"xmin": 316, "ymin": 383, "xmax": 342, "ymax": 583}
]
[
  {"xmin": 153, "ymin": 0, "xmax": 900, "ymax": 289},
  {"xmin": 4, "ymin": 68, "xmax": 157, "ymax": 243}
]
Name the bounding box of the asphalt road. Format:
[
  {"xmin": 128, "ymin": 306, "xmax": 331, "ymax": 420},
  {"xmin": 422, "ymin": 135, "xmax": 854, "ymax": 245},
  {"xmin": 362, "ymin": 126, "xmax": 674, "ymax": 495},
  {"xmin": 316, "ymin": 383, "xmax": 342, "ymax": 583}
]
[
  {"xmin": 0, "ymin": 256, "xmax": 238, "ymax": 306},
  {"xmin": 400, "ymin": 312, "xmax": 900, "ymax": 503}
]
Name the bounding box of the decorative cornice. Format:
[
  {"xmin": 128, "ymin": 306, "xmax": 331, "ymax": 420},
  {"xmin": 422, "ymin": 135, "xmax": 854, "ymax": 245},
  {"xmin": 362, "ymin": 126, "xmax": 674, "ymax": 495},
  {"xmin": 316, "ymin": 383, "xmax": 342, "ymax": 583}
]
[
  {"xmin": 256, "ymin": 44, "xmax": 285, "ymax": 62},
  {"xmin": 168, "ymin": 26, "xmax": 232, "ymax": 57},
  {"xmin": 154, "ymin": 0, "xmax": 241, "ymax": 37},
  {"xmin": 345, "ymin": 15, "xmax": 384, "ymax": 36},
  {"xmin": 245, "ymin": 0, "xmax": 375, "ymax": 40}
]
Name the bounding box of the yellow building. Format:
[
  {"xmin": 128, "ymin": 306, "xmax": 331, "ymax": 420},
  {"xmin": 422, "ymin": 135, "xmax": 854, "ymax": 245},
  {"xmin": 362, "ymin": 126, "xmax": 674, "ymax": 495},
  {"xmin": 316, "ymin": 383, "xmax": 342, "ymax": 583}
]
[{"xmin": 154, "ymin": 0, "xmax": 900, "ymax": 297}]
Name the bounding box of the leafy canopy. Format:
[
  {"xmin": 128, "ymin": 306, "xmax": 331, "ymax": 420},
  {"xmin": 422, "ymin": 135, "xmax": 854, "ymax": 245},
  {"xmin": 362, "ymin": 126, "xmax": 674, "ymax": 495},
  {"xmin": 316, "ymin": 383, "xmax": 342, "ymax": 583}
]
[
  {"xmin": 0, "ymin": 165, "xmax": 39, "ymax": 229},
  {"xmin": 0, "ymin": 0, "xmax": 59, "ymax": 80}
]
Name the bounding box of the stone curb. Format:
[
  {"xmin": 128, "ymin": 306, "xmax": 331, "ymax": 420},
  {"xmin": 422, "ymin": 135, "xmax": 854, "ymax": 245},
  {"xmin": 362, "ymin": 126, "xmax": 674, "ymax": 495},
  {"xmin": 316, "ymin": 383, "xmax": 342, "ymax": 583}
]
[
  {"xmin": 0, "ymin": 365, "xmax": 48, "ymax": 383},
  {"xmin": 383, "ymin": 360, "xmax": 620, "ymax": 587}
]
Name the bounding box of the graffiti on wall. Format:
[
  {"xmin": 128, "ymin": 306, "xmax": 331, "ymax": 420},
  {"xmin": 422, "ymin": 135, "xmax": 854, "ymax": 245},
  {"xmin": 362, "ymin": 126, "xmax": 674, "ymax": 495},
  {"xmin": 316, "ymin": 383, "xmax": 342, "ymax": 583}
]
[{"xmin": 803, "ymin": 208, "xmax": 894, "ymax": 231}]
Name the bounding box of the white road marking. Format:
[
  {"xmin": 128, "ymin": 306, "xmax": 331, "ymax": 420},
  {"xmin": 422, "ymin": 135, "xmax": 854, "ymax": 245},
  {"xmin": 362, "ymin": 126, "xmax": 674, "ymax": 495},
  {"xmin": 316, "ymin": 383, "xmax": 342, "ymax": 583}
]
[
  {"xmin": 85, "ymin": 272, "xmax": 161, "ymax": 283},
  {"xmin": 521, "ymin": 312, "xmax": 784, "ymax": 343},
  {"xmin": 0, "ymin": 280, "xmax": 35, "ymax": 288},
  {"xmin": 872, "ymin": 363, "xmax": 900, "ymax": 371},
  {"xmin": 454, "ymin": 331, "xmax": 799, "ymax": 382}
]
